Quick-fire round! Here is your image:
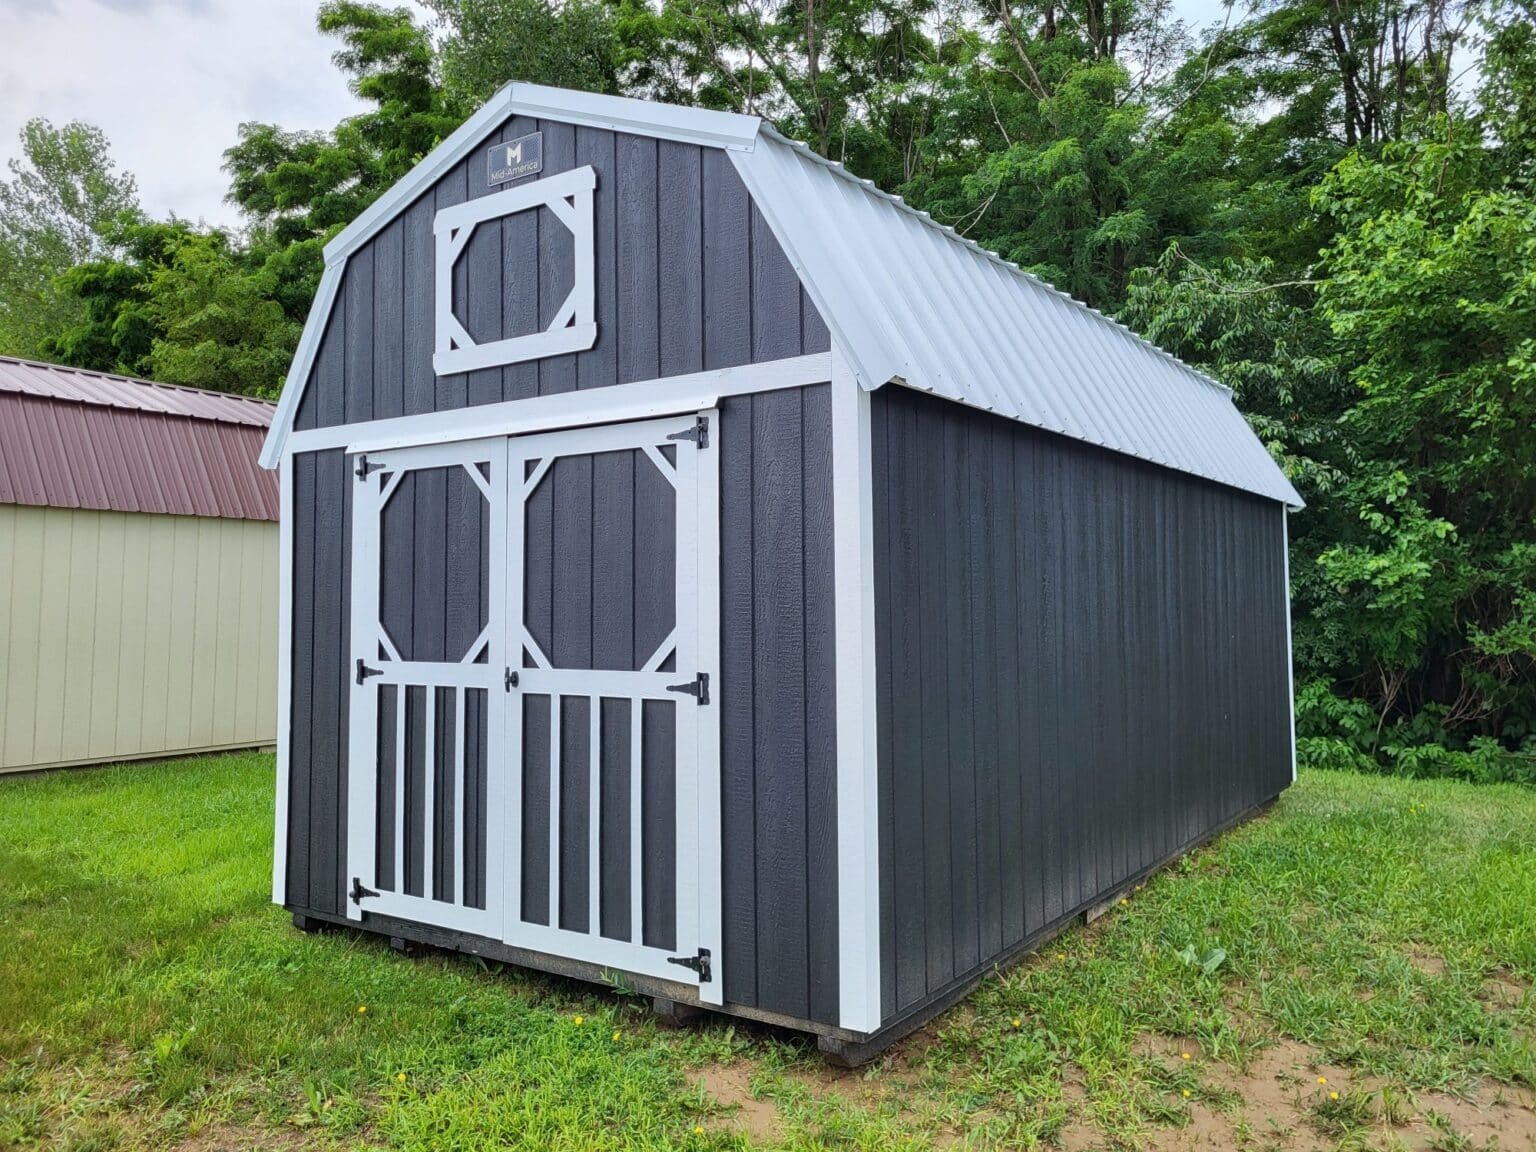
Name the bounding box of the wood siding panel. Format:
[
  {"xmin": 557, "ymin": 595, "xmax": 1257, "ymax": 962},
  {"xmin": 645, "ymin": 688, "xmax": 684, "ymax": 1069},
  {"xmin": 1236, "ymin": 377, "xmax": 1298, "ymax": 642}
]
[
  {"xmin": 298, "ymin": 124, "xmax": 828, "ymax": 431},
  {"xmin": 872, "ymin": 386, "xmax": 1292, "ymax": 1023},
  {"xmin": 0, "ymin": 505, "xmax": 278, "ymax": 774},
  {"xmin": 717, "ymin": 384, "xmax": 839, "ymax": 1026}
]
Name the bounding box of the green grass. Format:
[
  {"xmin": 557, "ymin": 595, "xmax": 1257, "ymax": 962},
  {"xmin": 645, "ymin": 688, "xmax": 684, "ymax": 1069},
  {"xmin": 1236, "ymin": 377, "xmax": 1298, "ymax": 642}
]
[{"xmin": 0, "ymin": 755, "xmax": 1532, "ymax": 1150}]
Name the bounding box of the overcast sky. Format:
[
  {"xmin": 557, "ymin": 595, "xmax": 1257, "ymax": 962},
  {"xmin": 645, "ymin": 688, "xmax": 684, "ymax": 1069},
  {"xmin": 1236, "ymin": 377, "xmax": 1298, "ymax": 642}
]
[{"xmin": 1, "ymin": 0, "xmax": 1230, "ymax": 230}]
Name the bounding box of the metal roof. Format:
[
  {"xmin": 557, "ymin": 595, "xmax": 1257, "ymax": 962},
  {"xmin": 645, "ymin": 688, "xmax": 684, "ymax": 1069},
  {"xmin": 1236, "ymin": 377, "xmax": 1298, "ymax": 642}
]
[
  {"xmin": 260, "ymin": 85, "xmax": 1302, "ymax": 507},
  {"xmin": 0, "ymin": 356, "xmax": 278, "ymax": 521},
  {"xmin": 733, "ymin": 129, "xmax": 1302, "ymax": 507}
]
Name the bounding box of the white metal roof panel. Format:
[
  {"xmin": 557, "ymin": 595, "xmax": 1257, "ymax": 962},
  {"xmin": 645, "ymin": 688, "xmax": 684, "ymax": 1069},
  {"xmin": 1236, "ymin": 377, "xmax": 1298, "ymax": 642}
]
[{"xmin": 732, "ymin": 128, "xmax": 1302, "ymax": 507}]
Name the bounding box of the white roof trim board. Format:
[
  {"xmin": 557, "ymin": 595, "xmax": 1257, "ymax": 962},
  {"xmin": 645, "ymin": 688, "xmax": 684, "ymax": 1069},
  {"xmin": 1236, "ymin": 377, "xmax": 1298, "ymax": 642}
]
[{"xmin": 261, "ymin": 85, "xmax": 1302, "ymax": 507}]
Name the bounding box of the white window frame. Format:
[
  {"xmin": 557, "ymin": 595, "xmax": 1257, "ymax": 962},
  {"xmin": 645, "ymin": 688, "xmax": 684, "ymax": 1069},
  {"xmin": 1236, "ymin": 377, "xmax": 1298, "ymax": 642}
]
[{"xmin": 433, "ymin": 165, "xmax": 597, "ymax": 376}]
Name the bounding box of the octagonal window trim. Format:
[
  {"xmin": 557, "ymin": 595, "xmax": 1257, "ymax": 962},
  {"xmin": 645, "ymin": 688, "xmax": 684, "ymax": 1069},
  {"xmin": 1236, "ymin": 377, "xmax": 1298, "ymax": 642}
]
[{"xmin": 432, "ymin": 164, "xmax": 597, "ymax": 376}]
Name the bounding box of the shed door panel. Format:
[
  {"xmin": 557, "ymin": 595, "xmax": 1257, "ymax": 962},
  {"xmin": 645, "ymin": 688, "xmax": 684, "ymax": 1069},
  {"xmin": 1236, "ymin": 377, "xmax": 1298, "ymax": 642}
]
[
  {"xmin": 506, "ymin": 414, "xmax": 721, "ymax": 1001},
  {"xmin": 346, "ymin": 440, "xmax": 506, "ymax": 937}
]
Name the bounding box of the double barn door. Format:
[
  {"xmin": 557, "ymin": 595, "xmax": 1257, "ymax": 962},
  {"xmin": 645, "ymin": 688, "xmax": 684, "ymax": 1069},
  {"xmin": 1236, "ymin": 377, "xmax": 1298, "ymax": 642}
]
[{"xmin": 344, "ymin": 413, "xmax": 722, "ymax": 1002}]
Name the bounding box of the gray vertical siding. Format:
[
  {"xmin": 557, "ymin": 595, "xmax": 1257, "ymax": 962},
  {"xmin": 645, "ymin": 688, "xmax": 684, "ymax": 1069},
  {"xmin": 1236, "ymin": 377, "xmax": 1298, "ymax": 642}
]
[
  {"xmin": 280, "ymin": 112, "xmax": 837, "ymax": 1020},
  {"xmin": 293, "ymin": 120, "xmax": 829, "ymax": 431},
  {"xmin": 871, "ymin": 384, "xmax": 1292, "ymax": 1025},
  {"xmin": 718, "ymin": 384, "xmax": 839, "ymax": 1026}
]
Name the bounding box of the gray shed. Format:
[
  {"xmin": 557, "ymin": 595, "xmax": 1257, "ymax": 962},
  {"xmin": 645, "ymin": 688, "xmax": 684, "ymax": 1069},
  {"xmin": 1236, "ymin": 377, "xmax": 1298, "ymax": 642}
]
[{"xmin": 262, "ymin": 83, "xmax": 1301, "ymax": 1061}]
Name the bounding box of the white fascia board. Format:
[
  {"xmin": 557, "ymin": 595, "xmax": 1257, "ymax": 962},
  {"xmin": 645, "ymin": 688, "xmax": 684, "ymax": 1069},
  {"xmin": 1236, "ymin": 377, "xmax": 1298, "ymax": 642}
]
[
  {"xmin": 286, "ymin": 353, "xmax": 831, "ymax": 457},
  {"xmin": 505, "ymin": 83, "xmax": 761, "ymax": 152},
  {"xmin": 259, "ymin": 258, "xmax": 347, "ymax": 470}
]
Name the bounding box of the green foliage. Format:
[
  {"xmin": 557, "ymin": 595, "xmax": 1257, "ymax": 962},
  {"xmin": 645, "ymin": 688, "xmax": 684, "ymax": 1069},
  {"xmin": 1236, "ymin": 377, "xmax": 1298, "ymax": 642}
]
[
  {"xmin": 426, "ymin": 0, "xmax": 622, "ymax": 110},
  {"xmin": 223, "ymin": 2, "xmax": 457, "ymax": 254},
  {"xmin": 0, "ymin": 0, "xmax": 1534, "ymax": 777},
  {"xmin": 0, "ymin": 119, "xmax": 139, "ymax": 359}
]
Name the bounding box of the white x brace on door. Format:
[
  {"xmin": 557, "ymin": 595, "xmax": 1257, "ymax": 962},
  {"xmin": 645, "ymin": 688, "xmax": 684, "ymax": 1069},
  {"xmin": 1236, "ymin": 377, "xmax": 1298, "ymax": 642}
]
[
  {"xmin": 346, "ymin": 436, "xmax": 508, "ymax": 937},
  {"xmin": 345, "ymin": 413, "xmax": 721, "ymax": 1003},
  {"xmin": 504, "ymin": 412, "xmax": 722, "ymax": 1003}
]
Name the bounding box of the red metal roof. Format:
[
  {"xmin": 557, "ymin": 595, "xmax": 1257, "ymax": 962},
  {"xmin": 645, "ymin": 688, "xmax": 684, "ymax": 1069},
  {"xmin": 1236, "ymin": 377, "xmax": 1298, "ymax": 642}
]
[{"xmin": 0, "ymin": 356, "xmax": 279, "ymax": 521}]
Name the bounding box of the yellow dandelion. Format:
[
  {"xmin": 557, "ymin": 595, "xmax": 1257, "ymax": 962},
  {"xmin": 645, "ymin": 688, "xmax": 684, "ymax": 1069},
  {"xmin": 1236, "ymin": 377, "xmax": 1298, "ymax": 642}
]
[
  {"xmin": 1181, "ymin": 1052, "xmax": 1191, "ymax": 1060},
  {"xmin": 613, "ymin": 1030, "xmax": 622, "ymax": 1042},
  {"xmin": 356, "ymin": 1005, "xmax": 367, "ymax": 1014},
  {"xmin": 1119, "ymin": 898, "xmax": 1128, "ymax": 905},
  {"xmin": 1056, "ymin": 953, "xmax": 1066, "ymax": 960},
  {"xmin": 1182, "ymin": 1089, "xmax": 1191, "ymax": 1098},
  {"xmin": 1317, "ymin": 1076, "xmax": 1327, "ymax": 1085},
  {"xmin": 1329, "ymin": 1092, "xmax": 1339, "ymax": 1101},
  {"xmin": 1012, "ymin": 1018, "xmax": 1021, "ymax": 1029},
  {"xmin": 574, "ymin": 1015, "xmax": 584, "ymax": 1025},
  {"xmin": 693, "ymin": 1125, "xmax": 705, "ymax": 1136},
  {"xmin": 396, "ymin": 1072, "xmax": 407, "ymax": 1083}
]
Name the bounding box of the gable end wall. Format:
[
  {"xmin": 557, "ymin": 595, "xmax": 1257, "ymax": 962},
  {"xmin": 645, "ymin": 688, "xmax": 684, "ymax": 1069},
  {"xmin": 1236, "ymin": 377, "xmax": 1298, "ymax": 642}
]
[{"xmin": 281, "ymin": 118, "xmax": 839, "ymax": 1025}]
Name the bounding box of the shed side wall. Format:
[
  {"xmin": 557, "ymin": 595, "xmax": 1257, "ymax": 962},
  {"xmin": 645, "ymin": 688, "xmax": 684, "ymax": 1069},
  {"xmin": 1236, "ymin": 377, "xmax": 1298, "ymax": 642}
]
[
  {"xmin": 0, "ymin": 504, "xmax": 277, "ymax": 773},
  {"xmin": 293, "ymin": 120, "xmax": 829, "ymax": 432},
  {"xmin": 871, "ymin": 385, "xmax": 1292, "ymax": 1023},
  {"xmin": 283, "ymin": 384, "xmax": 839, "ymax": 1024}
]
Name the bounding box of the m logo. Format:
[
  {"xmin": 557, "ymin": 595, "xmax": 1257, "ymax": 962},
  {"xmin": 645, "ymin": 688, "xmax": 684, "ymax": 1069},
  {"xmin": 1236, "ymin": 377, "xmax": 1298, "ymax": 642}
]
[{"xmin": 488, "ymin": 132, "xmax": 544, "ymax": 185}]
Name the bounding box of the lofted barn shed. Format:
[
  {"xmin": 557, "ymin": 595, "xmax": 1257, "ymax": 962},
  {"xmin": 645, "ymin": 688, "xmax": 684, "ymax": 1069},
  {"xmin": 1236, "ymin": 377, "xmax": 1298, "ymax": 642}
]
[{"xmin": 261, "ymin": 84, "xmax": 1301, "ymax": 1062}]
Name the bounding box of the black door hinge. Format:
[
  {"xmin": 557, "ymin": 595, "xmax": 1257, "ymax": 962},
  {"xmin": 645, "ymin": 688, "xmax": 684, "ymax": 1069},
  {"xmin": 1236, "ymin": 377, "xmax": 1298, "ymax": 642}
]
[
  {"xmin": 350, "ymin": 876, "xmax": 379, "ymax": 905},
  {"xmin": 356, "ymin": 658, "xmax": 383, "ymax": 685},
  {"xmin": 667, "ymin": 947, "xmax": 712, "ymax": 983},
  {"xmin": 666, "ymin": 672, "xmax": 709, "ymax": 705},
  {"xmin": 665, "ymin": 415, "xmax": 709, "ymax": 450},
  {"xmin": 354, "ymin": 454, "xmax": 384, "ymax": 481},
  {"xmin": 505, "ymin": 667, "xmax": 519, "ymax": 692}
]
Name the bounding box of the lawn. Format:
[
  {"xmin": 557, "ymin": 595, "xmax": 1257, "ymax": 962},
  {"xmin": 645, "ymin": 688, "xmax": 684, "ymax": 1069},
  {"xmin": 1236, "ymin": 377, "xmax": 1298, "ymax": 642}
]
[{"xmin": 0, "ymin": 755, "xmax": 1532, "ymax": 1151}]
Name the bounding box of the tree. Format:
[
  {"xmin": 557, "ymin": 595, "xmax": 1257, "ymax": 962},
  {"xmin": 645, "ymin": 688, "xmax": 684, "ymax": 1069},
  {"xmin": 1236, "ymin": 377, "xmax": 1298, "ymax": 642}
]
[
  {"xmin": 224, "ymin": 2, "xmax": 457, "ymax": 256},
  {"xmin": 1305, "ymin": 130, "xmax": 1536, "ymax": 754},
  {"xmin": 424, "ymin": 0, "xmax": 622, "ymax": 110},
  {"xmin": 0, "ymin": 119, "xmax": 139, "ymax": 359}
]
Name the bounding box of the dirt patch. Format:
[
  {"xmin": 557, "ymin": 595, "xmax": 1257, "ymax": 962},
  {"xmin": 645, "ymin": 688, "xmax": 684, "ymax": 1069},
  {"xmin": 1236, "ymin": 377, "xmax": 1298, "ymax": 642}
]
[
  {"xmin": 1406, "ymin": 1085, "xmax": 1536, "ymax": 1151},
  {"xmin": 695, "ymin": 1063, "xmax": 781, "ymax": 1143},
  {"xmin": 1115, "ymin": 1035, "xmax": 1536, "ymax": 1152},
  {"xmin": 175, "ymin": 1122, "xmax": 311, "ymax": 1150},
  {"xmin": 1481, "ymin": 969, "xmax": 1531, "ymax": 1011},
  {"xmin": 1407, "ymin": 946, "xmax": 1449, "ymax": 978}
]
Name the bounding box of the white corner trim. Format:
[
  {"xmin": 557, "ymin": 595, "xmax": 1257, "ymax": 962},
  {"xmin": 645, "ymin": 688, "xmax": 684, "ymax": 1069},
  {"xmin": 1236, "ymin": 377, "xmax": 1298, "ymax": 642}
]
[
  {"xmin": 831, "ymin": 342, "xmax": 883, "ymax": 1035},
  {"xmin": 1283, "ymin": 507, "xmax": 1297, "ymax": 782},
  {"xmin": 276, "ymin": 353, "xmax": 830, "ymax": 458},
  {"xmin": 260, "ymin": 260, "xmax": 347, "ymax": 470},
  {"xmin": 271, "ymin": 457, "xmax": 294, "ymax": 905}
]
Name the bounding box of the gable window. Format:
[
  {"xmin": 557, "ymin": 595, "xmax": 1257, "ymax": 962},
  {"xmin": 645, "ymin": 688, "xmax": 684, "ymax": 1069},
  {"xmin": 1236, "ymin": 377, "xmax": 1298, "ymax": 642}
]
[{"xmin": 433, "ymin": 165, "xmax": 597, "ymax": 375}]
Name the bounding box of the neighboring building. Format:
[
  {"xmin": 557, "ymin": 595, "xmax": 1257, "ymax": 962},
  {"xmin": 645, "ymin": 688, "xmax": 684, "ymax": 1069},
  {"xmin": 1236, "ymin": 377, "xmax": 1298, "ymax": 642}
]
[
  {"xmin": 261, "ymin": 84, "xmax": 1302, "ymax": 1062},
  {"xmin": 0, "ymin": 356, "xmax": 279, "ymax": 773}
]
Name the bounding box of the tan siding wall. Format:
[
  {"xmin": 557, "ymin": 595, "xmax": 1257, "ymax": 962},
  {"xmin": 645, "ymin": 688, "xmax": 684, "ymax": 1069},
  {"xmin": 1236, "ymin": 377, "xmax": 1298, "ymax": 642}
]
[{"xmin": 0, "ymin": 505, "xmax": 277, "ymax": 773}]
